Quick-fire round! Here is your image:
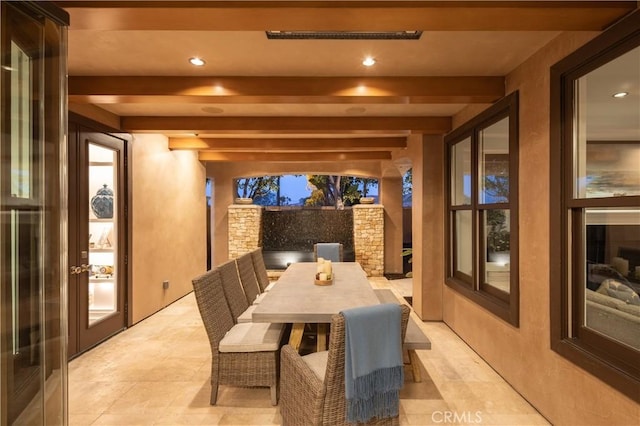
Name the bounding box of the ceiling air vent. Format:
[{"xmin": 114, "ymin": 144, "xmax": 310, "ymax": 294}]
[{"xmin": 265, "ymin": 31, "xmax": 422, "ymax": 40}]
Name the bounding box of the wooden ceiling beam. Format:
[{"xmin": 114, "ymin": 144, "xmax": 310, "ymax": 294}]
[
  {"xmin": 122, "ymin": 116, "xmax": 451, "ymax": 134},
  {"xmin": 57, "ymin": 1, "xmax": 635, "ymax": 31},
  {"xmin": 169, "ymin": 137, "xmax": 407, "ymax": 151},
  {"xmin": 69, "ymin": 76, "xmax": 505, "ymax": 105},
  {"xmin": 198, "ymin": 151, "xmax": 392, "ymax": 162}
]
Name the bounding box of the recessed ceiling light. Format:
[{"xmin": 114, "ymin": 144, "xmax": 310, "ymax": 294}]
[
  {"xmin": 362, "ymin": 57, "xmax": 376, "ymax": 67},
  {"xmin": 612, "ymin": 91, "xmax": 629, "ymax": 98},
  {"xmin": 189, "ymin": 57, "xmax": 205, "ymax": 66}
]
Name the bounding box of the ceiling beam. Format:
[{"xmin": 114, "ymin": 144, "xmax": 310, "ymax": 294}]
[
  {"xmin": 122, "ymin": 116, "xmax": 451, "ymax": 134},
  {"xmin": 68, "ymin": 76, "xmax": 505, "ymax": 105},
  {"xmin": 57, "ymin": 1, "xmax": 636, "ymax": 31},
  {"xmin": 198, "ymin": 151, "xmax": 392, "ymax": 162},
  {"xmin": 169, "ymin": 137, "xmax": 407, "ymax": 151}
]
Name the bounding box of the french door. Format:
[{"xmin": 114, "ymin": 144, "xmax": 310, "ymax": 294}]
[
  {"xmin": 0, "ymin": 1, "xmax": 68, "ymax": 424},
  {"xmin": 68, "ymin": 125, "xmax": 127, "ymax": 357}
]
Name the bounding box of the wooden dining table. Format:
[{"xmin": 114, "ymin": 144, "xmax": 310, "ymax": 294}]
[{"xmin": 251, "ymin": 262, "xmax": 380, "ymax": 351}]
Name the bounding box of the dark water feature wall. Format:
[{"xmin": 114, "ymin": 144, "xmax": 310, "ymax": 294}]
[{"xmin": 261, "ymin": 208, "xmax": 354, "ymax": 269}]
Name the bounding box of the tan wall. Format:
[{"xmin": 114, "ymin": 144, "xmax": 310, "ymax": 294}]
[
  {"xmin": 380, "ymin": 174, "xmax": 404, "ymax": 274},
  {"xmin": 396, "ymin": 134, "xmax": 444, "ymax": 321},
  {"xmin": 443, "ymin": 32, "xmax": 639, "ymax": 425},
  {"xmin": 131, "ymin": 134, "xmax": 207, "ymax": 323},
  {"xmin": 206, "ymin": 161, "xmax": 407, "ymax": 268}
]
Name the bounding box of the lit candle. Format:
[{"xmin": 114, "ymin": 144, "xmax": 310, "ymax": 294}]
[
  {"xmin": 317, "ymin": 265, "xmax": 324, "ymax": 274},
  {"xmin": 319, "ymin": 272, "xmax": 328, "ymax": 281},
  {"xmin": 317, "ymin": 257, "xmax": 325, "ymax": 264},
  {"xmin": 323, "ymin": 263, "xmax": 332, "ymax": 274}
]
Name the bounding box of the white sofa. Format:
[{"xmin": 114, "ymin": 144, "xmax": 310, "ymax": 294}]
[{"xmin": 585, "ymin": 289, "xmax": 640, "ymax": 349}]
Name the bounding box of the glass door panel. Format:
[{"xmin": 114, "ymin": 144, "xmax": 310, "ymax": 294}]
[
  {"xmin": 1, "ymin": 2, "xmax": 68, "ymax": 424},
  {"xmin": 88, "ymin": 143, "xmax": 118, "ymax": 325}
]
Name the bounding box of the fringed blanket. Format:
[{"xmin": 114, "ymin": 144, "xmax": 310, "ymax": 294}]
[{"xmin": 342, "ymin": 303, "xmax": 404, "ymax": 423}]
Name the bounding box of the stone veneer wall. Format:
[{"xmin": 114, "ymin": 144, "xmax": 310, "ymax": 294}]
[
  {"xmin": 228, "ymin": 203, "xmax": 385, "ymax": 275},
  {"xmin": 353, "ymin": 205, "xmax": 384, "ymax": 276},
  {"xmin": 228, "ymin": 204, "xmax": 263, "ymax": 259}
]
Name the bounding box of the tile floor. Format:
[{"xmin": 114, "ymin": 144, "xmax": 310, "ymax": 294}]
[{"xmin": 69, "ymin": 279, "xmax": 550, "ymax": 425}]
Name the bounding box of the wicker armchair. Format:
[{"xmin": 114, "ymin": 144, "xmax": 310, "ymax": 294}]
[
  {"xmin": 192, "ymin": 268, "xmax": 283, "ymax": 405},
  {"xmin": 250, "ymin": 248, "xmax": 272, "ymax": 292},
  {"xmin": 280, "ymin": 304, "xmax": 410, "ymax": 425}
]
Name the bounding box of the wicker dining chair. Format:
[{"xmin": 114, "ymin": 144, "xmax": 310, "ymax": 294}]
[
  {"xmin": 218, "ymin": 259, "xmax": 251, "ymax": 320},
  {"xmin": 192, "ymin": 268, "xmax": 283, "ymax": 405},
  {"xmin": 237, "ymin": 252, "xmax": 262, "ymax": 303},
  {"xmin": 250, "ymin": 247, "xmax": 272, "ymax": 292},
  {"xmin": 314, "ymin": 243, "xmax": 344, "ymax": 262},
  {"xmin": 280, "ymin": 304, "xmax": 410, "ymax": 425}
]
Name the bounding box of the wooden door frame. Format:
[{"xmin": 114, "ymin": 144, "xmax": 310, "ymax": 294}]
[{"xmin": 68, "ymin": 112, "xmax": 132, "ymax": 357}]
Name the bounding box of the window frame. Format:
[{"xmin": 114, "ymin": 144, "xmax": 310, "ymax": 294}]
[
  {"xmin": 445, "ymin": 92, "xmax": 520, "ymax": 326},
  {"xmin": 550, "ymin": 10, "xmax": 639, "ymax": 402}
]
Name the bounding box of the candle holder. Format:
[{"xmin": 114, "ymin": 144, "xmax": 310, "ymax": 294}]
[{"xmin": 314, "ymin": 275, "xmax": 334, "ymax": 286}]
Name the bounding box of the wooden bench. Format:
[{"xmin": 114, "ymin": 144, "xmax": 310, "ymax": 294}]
[{"xmin": 374, "ymin": 289, "xmax": 432, "ymax": 382}]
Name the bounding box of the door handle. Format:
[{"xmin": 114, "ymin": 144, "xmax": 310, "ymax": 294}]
[
  {"xmin": 81, "ymin": 264, "xmax": 92, "ymax": 273},
  {"xmin": 70, "ymin": 266, "xmax": 82, "ymax": 275}
]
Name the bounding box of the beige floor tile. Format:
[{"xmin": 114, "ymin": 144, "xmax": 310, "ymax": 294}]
[
  {"xmin": 152, "ymin": 412, "xmax": 224, "ymax": 425},
  {"xmin": 69, "ymin": 287, "xmax": 549, "ymax": 426},
  {"xmin": 68, "ymin": 381, "xmax": 136, "ymax": 415},
  {"xmin": 217, "ymin": 413, "xmax": 280, "ymax": 425},
  {"xmin": 90, "ymin": 413, "xmax": 157, "ymax": 425},
  {"xmin": 68, "ymin": 413, "xmax": 101, "ymax": 426}
]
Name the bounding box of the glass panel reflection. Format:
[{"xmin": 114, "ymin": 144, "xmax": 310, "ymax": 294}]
[
  {"xmin": 484, "ymin": 209, "xmax": 511, "ymax": 293},
  {"xmin": 455, "ymin": 210, "xmax": 473, "ymax": 276},
  {"xmin": 451, "ymin": 137, "xmax": 471, "ymax": 206},
  {"xmin": 574, "ymin": 46, "xmax": 640, "ymax": 199},
  {"xmin": 479, "ymin": 118, "xmax": 509, "ymax": 204},
  {"xmin": 585, "ymin": 207, "xmax": 640, "ymax": 350},
  {"xmin": 88, "ymin": 143, "xmax": 118, "ymax": 325}
]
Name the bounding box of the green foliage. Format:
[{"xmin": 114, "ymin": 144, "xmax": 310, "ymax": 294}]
[
  {"xmin": 304, "ymin": 175, "xmax": 366, "ymax": 208},
  {"xmin": 356, "ymin": 178, "xmax": 378, "ymax": 197},
  {"xmin": 305, "ymin": 189, "xmax": 326, "ymax": 207},
  {"xmin": 236, "ymin": 176, "xmax": 279, "ymax": 200},
  {"xmin": 486, "ymin": 210, "xmax": 510, "ymax": 252},
  {"xmin": 403, "ymin": 169, "xmax": 412, "ymax": 195}
]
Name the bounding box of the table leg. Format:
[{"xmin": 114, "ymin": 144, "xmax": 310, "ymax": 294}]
[
  {"xmin": 317, "ymin": 323, "xmax": 327, "ymax": 352},
  {"xmin": 289, "ymin": 323, "xmax": 305, "ymax": 350}
]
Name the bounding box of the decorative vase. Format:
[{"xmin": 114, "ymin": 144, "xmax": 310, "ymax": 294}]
[
  {"xmin": 91, "ymin": 184, "xmax": 114, "ymax": 218},
  {"xmin": 235, "ymin": 197, "xmax": 253, "ymax": 205}
]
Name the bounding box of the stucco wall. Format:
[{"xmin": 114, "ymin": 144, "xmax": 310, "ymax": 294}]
[
  {"xmin": 131, "ymin": 134, "xmax": 207, "ymax": 323},
  {"xmin": 443, "ymin": 32, "xmax": 639, "ymax": 425}
]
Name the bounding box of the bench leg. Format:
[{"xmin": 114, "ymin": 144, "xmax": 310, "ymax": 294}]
[{"xmin": 408, "ymin": 349, "xmax": 422, "ymax": 382}]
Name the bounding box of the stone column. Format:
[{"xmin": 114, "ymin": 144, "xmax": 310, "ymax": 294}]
[
  {"xmin": 353, "ymin": 204, "xmax": 384, "ymax": 276},
  {"xmin": 228, "ymin": 204, "xmax": 262, "ymax": 259}
]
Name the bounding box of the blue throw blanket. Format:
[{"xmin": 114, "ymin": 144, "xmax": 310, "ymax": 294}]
[{"xmin": 342, "ymin": 303, "xmax": 404, "ymax": 423}]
